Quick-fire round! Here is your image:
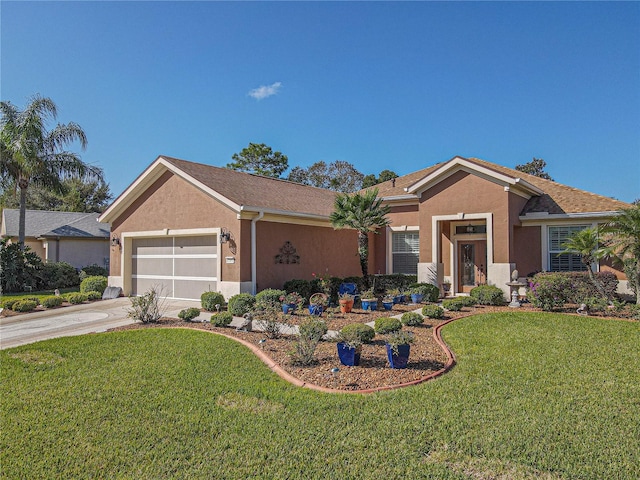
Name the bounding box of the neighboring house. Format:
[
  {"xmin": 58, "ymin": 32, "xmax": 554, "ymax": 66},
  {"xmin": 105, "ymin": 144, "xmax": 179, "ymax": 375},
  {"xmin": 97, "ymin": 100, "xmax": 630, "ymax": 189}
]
[
  {"xmin": 98, "ymin": 155, "xmax": 631, "ymax": 301},
  {"xmin": 1, "ymin": 209, "xmax": 111, "ymax": 270}
]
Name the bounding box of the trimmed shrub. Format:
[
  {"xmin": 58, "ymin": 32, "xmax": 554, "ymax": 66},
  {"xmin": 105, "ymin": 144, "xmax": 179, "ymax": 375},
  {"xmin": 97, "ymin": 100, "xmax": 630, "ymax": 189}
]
[
  {"xmin": 2, "ymin": 298, "xmax": 20, "ymax": 310},
  {"xmin": 227, "ymin": 293, "xmax": 256, "ymax": 316},
  {"xmin": 340, "ymin": 323, "xmax": 375, "ymax": 344},
  {"xmin": 470, "ymin": 285, "xmax": 504, "ymax": 305},
  {"xmin": 80, "ymin": 276, "xmax": 108, "ymax": 294},
  {"xmin": 442, "ymin": 298, "xmax": 466, "ymax": 311},
  {"xmin": 41, "ymin": 262, "xmax": 80, "ymax": 289},
  {"xmin": 12, "ymin": 299, "xmax": 38, "ymax": 312},
  {"xmin": 374, "ymin": 317, "xmax": 403, "ymax": 334},
  {"xmin": 422, "ymin": 304, "xmax": 445, "ymax": 319},
  {"xmin": 41, "ymin": 296, "xmax": 64, "ymax": 308},
  {"xmin": 255, "ymin": 289, "xmax": 286, "ymax": 308},
  {"xmin": 201, "ymin": 291, "xmax": 225, "ymax": 312},
  {"xmin": 527, "ymin": 273, "xmax": 572, "ymax": 311},
  {"xmin": 565, "ymin": 272, "xmax": 619, "ymax": 303},
  {"xmin": 86, "ymin": 291, "xmax": 102, "ymax": 301},
  {"xmin": 178, "ymin": 307, "xmax": 201, "ymax": 322},
  {"xmin": 80, "ymin": 264, "xmax": 109, "ymax": 278},
  {"xmin": 211, "ymin": 311, "xmax": 234, "ymax": 327},
  {"xmin": 401, "ymin": 311, "xmax": 424, "ymax": 326},
  {"xmin": 456, "ymin": 296, "xmax": 478, "ymax": 307},
  {"xmin": 66, "ymin": 292, "xmax": 89, "ymax": 305},
  {"xmin": 283, "ymin": 279, "xmax": 313, "ymax": 302}
]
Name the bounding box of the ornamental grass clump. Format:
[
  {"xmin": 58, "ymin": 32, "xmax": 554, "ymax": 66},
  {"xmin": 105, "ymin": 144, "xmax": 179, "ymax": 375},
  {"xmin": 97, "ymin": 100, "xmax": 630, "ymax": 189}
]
[
  {"xmin": 289, "ymin": 318, "xmax": 328, "ymax": 366},
  {"xmin": 201, "ymin": 291, "xmax": 225, "ymax": 312},
  {"xmin": 374, "ymin": 317, "xmax": 402, "ymax": 334},
  {"xmin": 401, "ymin": 311, "xmax": 425, "ymax": 326},
  {"xmin": 422, "ymin": 304, "xmax": 445, "ymax": 319}
]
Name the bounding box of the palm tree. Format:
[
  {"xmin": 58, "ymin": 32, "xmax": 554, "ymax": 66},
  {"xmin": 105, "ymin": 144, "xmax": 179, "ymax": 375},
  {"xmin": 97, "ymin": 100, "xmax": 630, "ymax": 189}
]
[
  {"xmin": 0, "ymin": 95, "xmax": 102, "ymax": 247},
  {"xmin": 560, "ymin": 226, "xmax": 611, "ymax": 300},
  {"xmin": 605, "ymin": 205, "xmax": 640, "ymax": 304},
  {"xmin": 330, "ymin": 188, "xmax": 390, "ymax": 288}
]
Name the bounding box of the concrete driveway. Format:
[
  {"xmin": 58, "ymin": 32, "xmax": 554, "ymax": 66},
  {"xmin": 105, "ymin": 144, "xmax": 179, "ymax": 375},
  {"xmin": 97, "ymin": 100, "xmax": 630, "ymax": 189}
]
[{"xmin": 0, "ymin": 297, "xmax": 201, "ymax": 350}]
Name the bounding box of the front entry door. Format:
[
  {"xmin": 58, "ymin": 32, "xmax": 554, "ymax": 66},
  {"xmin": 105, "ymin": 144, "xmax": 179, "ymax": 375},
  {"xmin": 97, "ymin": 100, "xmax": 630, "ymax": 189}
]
[{"xmin": 458, "ymin": 241, "xmax": 487, "ymax": 293}]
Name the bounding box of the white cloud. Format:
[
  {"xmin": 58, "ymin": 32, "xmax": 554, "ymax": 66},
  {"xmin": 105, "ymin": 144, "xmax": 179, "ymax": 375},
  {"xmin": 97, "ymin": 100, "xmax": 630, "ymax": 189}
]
[{"xmin": 248, "ymin": 82, "xmax": 282, "ymax": 100}]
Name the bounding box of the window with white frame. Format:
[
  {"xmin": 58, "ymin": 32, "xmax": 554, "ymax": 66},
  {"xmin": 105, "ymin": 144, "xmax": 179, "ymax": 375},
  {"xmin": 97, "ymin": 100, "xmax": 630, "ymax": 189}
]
[
  {"xmin": 392, "ymin": 231, "xmax": 419, "ymax": 275},
  {"xmin": 548, "ymin": 225, "xmax": 589, "ymax": 272}
]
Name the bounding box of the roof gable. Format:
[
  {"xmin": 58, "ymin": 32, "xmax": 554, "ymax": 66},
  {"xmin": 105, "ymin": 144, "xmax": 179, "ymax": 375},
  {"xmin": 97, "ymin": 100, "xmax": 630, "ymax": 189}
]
[
  {"xmin": 1, "ymin": 209, "xmax": 109, "ymax": 239},
  {"xmin": 99, "ymin": 156, "xmax": 339, "ymax": 224}
]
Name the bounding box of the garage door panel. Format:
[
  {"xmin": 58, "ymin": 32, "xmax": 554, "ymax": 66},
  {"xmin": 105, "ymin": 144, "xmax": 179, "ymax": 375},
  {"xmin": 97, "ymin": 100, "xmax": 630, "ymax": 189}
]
[
  {"xmin": 174, "ymin": 257, "xmax": 217, "ymax": 277},
  {"xmin": 133, "ymin": 238, "xmax": 173, "ymax": 255},
  {"xmin": 132, "ymin": 277, "xmax": 173, "ymax": 296},
  {"xmin": 174, "ymin": 280, "xmax": 217, "ymax": 300},
  {"xmin": 132, "ymin": 258, "xmax": 173, "ymax": 276},
  {"xmin": 175, "ymin": 235, "xmax": 217, "ymax": 255}
]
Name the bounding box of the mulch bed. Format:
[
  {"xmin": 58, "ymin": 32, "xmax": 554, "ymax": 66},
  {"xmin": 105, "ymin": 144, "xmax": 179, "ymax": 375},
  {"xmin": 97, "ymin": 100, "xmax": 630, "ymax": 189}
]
[{"xmin": 107, "ymin": 303, "xmax": 521, "ymax": 391}]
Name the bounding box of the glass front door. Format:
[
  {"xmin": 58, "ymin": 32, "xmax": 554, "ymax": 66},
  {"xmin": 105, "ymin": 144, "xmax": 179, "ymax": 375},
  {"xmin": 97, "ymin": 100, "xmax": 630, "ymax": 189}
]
[{"xmin": 457, "ymin": 241, "xmax": 487, "ymax": 293}]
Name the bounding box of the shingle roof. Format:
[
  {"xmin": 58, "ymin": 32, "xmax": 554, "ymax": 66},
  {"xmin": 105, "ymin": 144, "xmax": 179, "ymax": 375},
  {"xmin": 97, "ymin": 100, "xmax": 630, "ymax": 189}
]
[
  {"xmin": 161, "ymin": 156, "xmax": 338, "ymax": 217},
  {"xmin": 371, "ymin": 156, "xmax": 631, "ymax": 215},
  {"xmin": 1, "ymin": 209, "xmax": 110, "ymax": 238}
]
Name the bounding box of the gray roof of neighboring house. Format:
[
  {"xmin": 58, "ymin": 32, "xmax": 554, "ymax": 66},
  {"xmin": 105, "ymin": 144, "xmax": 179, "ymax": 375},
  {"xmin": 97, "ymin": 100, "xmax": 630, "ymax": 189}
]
[{"xmin": 1, "ymin": 209, "xmax": 110, "ymax": 239}]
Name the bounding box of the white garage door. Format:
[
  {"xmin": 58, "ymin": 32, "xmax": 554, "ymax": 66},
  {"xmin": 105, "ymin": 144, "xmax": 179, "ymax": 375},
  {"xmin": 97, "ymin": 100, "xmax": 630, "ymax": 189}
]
[{"xmin": 131, "ymin": 235, "xmax": 218, "ymax": 300}]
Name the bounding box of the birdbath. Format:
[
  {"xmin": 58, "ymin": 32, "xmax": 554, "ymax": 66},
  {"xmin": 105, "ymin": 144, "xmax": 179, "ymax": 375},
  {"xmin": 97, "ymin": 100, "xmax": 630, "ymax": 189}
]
[{"xmin": 506, "ymin": 270, "xmax": 526, "ymax": 308}]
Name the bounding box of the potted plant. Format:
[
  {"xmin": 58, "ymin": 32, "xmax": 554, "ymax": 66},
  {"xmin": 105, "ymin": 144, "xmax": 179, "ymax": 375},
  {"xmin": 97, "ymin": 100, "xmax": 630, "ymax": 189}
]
[
  {"xmin": 360, "ymin": 288, "xmax": 377, "ymax": 311},
  {"xmin": 308, "ymin": 293, "xmax": 328, "ymax": 316},
  {"xmin": 334, "ymin": 327, "xmax": 365, "ymax": 367},
  {"xmin": 338, "ymin": 292, "xmax": 355, "ymax": 313},
  {"xmin": 409, "ymin": 286, "xmax": 426, "ymax": 304},
  {"xmin": 385, "ymin": 330, "xmax": 415, "ymax": 369},
  {"xmin": 280, "ymin": 292, "xmax": 304, "ymax": 314},
  {"xmin": 387, "ymin": 288, "xmax": 402, "ymax": 304},
  {"xmin": 382, "ymin": 293, "xmax": 394, "ymax": 311}
]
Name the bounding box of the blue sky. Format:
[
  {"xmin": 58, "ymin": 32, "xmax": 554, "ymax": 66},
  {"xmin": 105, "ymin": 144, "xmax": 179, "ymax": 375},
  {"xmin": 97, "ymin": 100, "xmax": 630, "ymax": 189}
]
[{"xmin": 2, "ymin": 1, "xmax": 639, "ymax": 203}]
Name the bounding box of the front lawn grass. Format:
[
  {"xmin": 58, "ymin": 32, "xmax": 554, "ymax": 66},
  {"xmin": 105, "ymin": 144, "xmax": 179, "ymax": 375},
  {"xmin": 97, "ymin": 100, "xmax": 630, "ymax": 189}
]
[{"xmin": 1, "ymin": 312, "xmax": 638, "ymax": 479}]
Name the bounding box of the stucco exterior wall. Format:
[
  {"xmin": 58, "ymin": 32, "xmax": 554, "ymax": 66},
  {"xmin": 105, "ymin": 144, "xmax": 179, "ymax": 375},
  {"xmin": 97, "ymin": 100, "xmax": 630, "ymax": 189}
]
[
  {"xmin": 108, "ymin": 172, "xmax": 242, "ymax": 279},
  {"xmin": 55, "ymin": 239, "xmax": 109, "ymax": 270},
  {"xmin": 387, "ymin": 204, "xmax": 419, "ymax": 228},
  {"xmin": 512, "ymin": 225, "xmax": 542, "ymax": 276},
  {"xmin": 254, "ymin": 221, "xmax": 362, "ymax": 291}
]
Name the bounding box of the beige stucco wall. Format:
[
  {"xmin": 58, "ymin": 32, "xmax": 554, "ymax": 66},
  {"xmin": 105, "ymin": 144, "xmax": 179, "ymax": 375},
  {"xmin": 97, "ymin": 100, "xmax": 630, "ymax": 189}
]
[
  {"xmin": 254, "ymin": 221, "xmax": 362, "ymax": 291},
  {"xmin": 109, "ymin": 172, "xmax": 242, "ymax": 280},
  {"xmin": 53, "ymin": 238, "xmax": 109, "ymax": 270}
]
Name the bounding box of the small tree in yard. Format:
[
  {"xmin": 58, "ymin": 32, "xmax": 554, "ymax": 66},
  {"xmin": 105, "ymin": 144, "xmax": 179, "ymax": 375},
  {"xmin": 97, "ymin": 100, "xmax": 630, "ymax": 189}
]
[
  {"xmin": 330, "ymin": 188, "xmax": 390, "ymax": 289},
  {"xmin": 605, "ymin": 205, "xmax": 640, "ymax": 304}
]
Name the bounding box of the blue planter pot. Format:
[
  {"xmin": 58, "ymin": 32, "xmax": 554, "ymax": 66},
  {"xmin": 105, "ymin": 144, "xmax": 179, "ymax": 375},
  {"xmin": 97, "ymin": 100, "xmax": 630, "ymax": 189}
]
[
  {"xmin": 386, "ymin": 343, "xmax": 410, "ymax": 369},
  {"xmin": 382, "ymin": 301, "xmax": 393, "ymax": 311},
  {"xmin": 308, "ymin": 304, "xmax": 323, "ymax": 316},
  {"xmin": 337, "ymin": 343, "xmax": 361, "ymax": 366},
  {"xmin": 282, "ymin": 303, "xmax": 297, "ymax": 314},
  {"xmin": 393, "ymin": 295, "xmax": 404, "ymax": 304},
  {"xmin": 361, "ymin": 300, "xmax": 377, "ymax": 311},
  {"xmin": 410, "ymin": 293, "xmax": 423, "ymax": 304}
]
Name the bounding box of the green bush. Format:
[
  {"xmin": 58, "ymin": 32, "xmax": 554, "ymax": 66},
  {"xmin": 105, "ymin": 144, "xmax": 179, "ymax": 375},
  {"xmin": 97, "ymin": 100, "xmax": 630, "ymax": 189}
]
[
  {"xmin": 255, "ymin": 289, "xmax": 286, "ymax": 308},
  {"xmin": 527, "ymin": 273, "xmax": 572, "ymax": 311},
  {"xmin": 211, "ymin": 311, "xmax": 234, "ymax": 327},
  {"xmin": 374, "ymin": 317, "xmax": 403, "ymax": 334},
  {"xmin": 227, "ymin": 293, "xmax": 256, "ymax": 316},
  {"xmin": 41, "ymin": 296, "xmax": 64, "ymax": 308},
  {"xmin": 80, "ymin": 264, "xmax": 109, "ymax": 278},
  {"xmin": 299, "ymin": 318, "xmax": 328, "ymax": 341},
  {"xmin": 201, "ymin": 291, "xmax": 225, "ymax": 312},
  {"xmin": 126, "ymin": 287, "xmax": 165, "ymax": 323},
  {"xmin": 408, "ymin": 283, "xmax": 439, "ymax": 302},
  {"xmin": 564, "ymin": 272, "xmax": 619, "ymax": 303},
  {"xmin": 340, "ymin": 323, "xmax": 375, "ymax": 344},
  {"xmin": 422, "ymin": 304, "xmax": 445, "ymax": 319},
  {"xmin": 12, "ymin": 299, "xmax": 38, "ymax": 312},
  {"xmin": 66, "ymin": 292, "xmax": 89, "ymax": 305},
  {"xmin": 178, "ymin": 307, "xmax": 201, "ymax": 322},
  {"xmin": 290, "ymin": 318, "xmax": 328, "ymax": 366},
  {"xmin": 86, "ymin": 291, "xmax": 102, "ymax": 301},
  {"xmin": 442, "ymin": 298, "xmax": 466, "ymax": 311},
  {"xmin": 2, "ymin": 298, "xmax": 20, "ymax": 310},
  {"xmin": 470, "ymin": 284, "xmax": 504, "ymax": 305},
  {"xmin": 283, "ymin": 279, "xmax": 313, "ymax": 302},
  {"xmin": 41, "ymin": 262, "xmax": 80, "ymax": 289},
  {"xmin": 80, "ymin": 276, "xmax": 108, "ymax": 294},
  {"xmin": 401, "ymin": 311, "xmax": 424, "ymax": 326},
  {"xmin": 0, "ymin": 239, "xmax": 44, "ymax": 293},
  {"xmin": 455, "ymin": 295, "xmax": 478, "ymax": 307}
]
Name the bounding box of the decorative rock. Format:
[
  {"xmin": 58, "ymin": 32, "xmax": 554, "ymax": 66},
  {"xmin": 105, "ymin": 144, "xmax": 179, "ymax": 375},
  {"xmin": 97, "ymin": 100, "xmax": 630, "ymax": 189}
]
[{"xmin": 102, "ymin": 286, "xmax": 123, "ymax": 300}]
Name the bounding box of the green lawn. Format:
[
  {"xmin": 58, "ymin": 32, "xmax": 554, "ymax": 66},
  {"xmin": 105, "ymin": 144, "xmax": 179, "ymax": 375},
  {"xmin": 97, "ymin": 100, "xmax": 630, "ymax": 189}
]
[{"xmin": 1, "ymin": 312, "xmax": 638, "ymax": 479}]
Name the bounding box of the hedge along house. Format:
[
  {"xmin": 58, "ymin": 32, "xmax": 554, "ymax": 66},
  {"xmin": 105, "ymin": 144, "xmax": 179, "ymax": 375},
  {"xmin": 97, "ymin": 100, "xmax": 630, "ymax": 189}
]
[
  {"xmin": 372, "ymin": 156, "xmax": 632, "ymax": 297},
  {"xmin": 99, "ymin": 155, "xmax": 632, "ymax": 301},
  {"xmin": 97, "ymin": 156, "xmax": 364, "ymax": 301}
]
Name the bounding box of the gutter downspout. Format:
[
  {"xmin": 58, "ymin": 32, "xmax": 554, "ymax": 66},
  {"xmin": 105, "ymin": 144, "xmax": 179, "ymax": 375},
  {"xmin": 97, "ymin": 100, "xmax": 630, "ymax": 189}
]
[{"xmin": 251, "ymin": 211, "xmax": 264, "ymax": 294}]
